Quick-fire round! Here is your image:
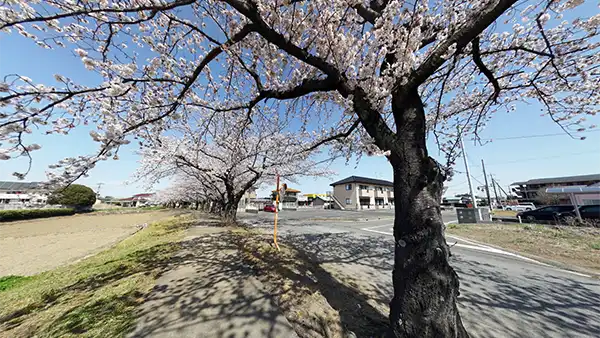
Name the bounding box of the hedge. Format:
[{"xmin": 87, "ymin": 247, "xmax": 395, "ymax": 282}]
[{"xmin": 0, "ymin": 208, "xmax": 75, "ymax": 222}]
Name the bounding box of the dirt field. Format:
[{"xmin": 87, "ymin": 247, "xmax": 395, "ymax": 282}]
[{"xmin": 0, "ymin": 211, "xmax": 172, "ymax": 277}]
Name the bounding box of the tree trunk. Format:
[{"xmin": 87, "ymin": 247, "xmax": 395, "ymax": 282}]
[
  {"xmin": 220, "ymin": 199, "xmax": 240, "ymax": 224},
  {"xmin": 387, "ymin": 90, "xmax": 468, "ymax": 337}
]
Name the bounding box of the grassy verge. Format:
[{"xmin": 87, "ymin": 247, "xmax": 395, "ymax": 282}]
[
  {"xmin": 90, "ymin": 206, "xmax": 165, "ymax": 214},
  {"xmin": 446, "ymin": 223, "xmax": 600, "ymax": 273},
  {"xmin": 231, "ymin": 229, "xmax": 388, "ymax": 338},
  {"xmin": 490, "ymin": 209, "xmax": 518, "ymax": 217},
  {"xmin": 0, "ymin": 215, "xmax": 191, "ymax": 337}
]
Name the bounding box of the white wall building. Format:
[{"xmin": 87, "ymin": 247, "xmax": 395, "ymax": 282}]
[
  {"xmin": 0, "ymin": 181, "xmax": 48, "ymax": 210},
  {"xmin": 330, "ymin": 176, "xmax": 394, "ymax": 210}
]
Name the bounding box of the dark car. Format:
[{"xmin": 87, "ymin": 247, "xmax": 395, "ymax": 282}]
[
  {"xmin": 558, "ymin": 205, "xmax": 600, "ymax": 221},
  {"xmin": 263, "ymin": 204, "xmax": 277, "ymax": 212},
  {"xmin": 517, "ymin": 205, "xmax": 575, "ymax": 222}
]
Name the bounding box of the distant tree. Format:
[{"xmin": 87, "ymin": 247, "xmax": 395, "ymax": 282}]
[
  {"xmin": 535, "ymin": 188, "xmax": 562, "ymax": 205},
  {"xmin": 48, "ymin": 184, "xmax": 97, "ymax": 209}
]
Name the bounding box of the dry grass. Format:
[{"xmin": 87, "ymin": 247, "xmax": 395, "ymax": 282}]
[
  {"xmin": 446, "ymin": 223, "xmax": 600, "ymax": 274},
  {"xmin": 0, "ymin": 215, "xmax": 192, "ymax": 338},
  {"xmin": 490, "ymin": 210, "xmax": 518, "ymax": 217},
  {"xmin": 231, "ymin": 229, "xmax": 388, "ymax": 338}
]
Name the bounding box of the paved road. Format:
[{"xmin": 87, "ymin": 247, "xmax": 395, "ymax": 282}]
[{"xmin": 239, "ymin": 209, "xmax": 600, "ymax": 338}]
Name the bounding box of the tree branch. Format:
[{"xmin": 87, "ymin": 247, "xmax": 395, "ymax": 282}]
[
  {"xmin": 399, "ymin": 0, "xmax": 518, "ymax": 100},
  {"xmin": 471, "ymin": 36, "xmax": 501, "ymax": 102},
  {"xmin": 302, "ymin": 119, "xmax": 360, "ymax": 153},
  {"xmin": 122, "ymin": 24, "xmax": 255, "ymax": 133},
  {"xmin": 0, "ymin": 0, "xmax": 195, "ymax": 30}
]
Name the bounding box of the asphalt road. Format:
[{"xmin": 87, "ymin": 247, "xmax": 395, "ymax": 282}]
[{"xmin": 239, "ymin": 209, "xmax": 600, "ymax": 338}]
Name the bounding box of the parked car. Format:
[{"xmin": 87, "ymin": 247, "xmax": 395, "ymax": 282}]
[
  {"xmin": 504, "ymin": 203, "xmax": 536, "ymax": 211},
  {"xmin": 263, "ymin": 204, "xmax": 277, "ymax": 212},
  {"xmin": 517, "ymin": 205, "xmax": 574, "ymax": 222},
  {"xmin": 558, "ymin": 205, "xmax": 600, "ymax": 221}
]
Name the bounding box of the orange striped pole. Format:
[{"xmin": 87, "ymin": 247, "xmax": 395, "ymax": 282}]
[{"xmin": 274, "ymin": 175, "xmax": 280, "ymax": 251}]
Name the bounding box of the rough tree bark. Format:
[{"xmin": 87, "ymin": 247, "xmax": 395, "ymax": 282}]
[
  {"xmin": 386, "ymin": 89, "xmax": 468, "ymax": 337},
  {"xmin": 221, "ymin": 199, "xmax": 240, "ymax": 224}
]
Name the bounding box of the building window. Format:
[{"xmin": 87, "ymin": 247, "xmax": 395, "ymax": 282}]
[
  {"xmin": 378, "ymin": 186, "xmax": 383, "ymax": 192},
  {"xmin": 359, "ymin": 185, "xmax": 369, "ymax": 190},
  {"xmin": 345, "ymin": 184, "xmax": 352, "ymax": 190},
  {"xmin": 345, "ymin": 198, "xmax": 351, "ymax": 205}
]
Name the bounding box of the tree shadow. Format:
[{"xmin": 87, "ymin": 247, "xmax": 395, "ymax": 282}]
[
  {"xmin": 452, "ymin": 255, "xmax": 600, "ymax": 337},
  {"xmin": 246, "ymin": 231, "xmax": 392, "ymax": 337},
  {"xmin": 127, "ymin": 232, "xmax": 298, "ymax": 338},
  {"xmin": 277, "ymin": 230, "xmax": 600, "ymax": 338}
]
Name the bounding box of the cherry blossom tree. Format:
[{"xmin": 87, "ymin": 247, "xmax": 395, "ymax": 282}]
[
  {"xmin": 153, "ymin": 176, "xmax": 211, "ymax": 209},
  {"xmin": 135, "ymin": 111, "xmax": 332, "ymax": 222},
  {"xmin": 1, "ymin": 0, "xmax": 599, "ymax": 336}
]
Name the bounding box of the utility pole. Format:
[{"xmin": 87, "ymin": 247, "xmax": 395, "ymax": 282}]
[
  {"xmin": 490, "ymin": 175, "xmax": 500, "ymax": 207},
  {"xmin": 96, "ymin": 182, "xmax": 104, "ymax": 197},
  {"xmin": 481, "ymin": 160, "xmax": 492, "ymax": 208},
  {"xmin": 459, "ymin": 133, "xmax": 478, "ymax": 208}
]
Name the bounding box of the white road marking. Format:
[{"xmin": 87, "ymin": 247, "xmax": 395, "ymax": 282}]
[
  {"xmin": 360, "ymin": 227, "xmax": 393, "ymax": 236},
  {"xmin": 360, "ymin": 223, "xmax": 592, "ymax": 278}
]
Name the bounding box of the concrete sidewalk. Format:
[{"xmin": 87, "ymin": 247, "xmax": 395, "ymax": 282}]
[{"xmin": 128, "ymin": 226, "xmax": 297, "ymax": 338}]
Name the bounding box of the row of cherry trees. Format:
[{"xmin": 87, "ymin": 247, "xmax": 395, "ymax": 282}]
[
  {"xmin": 1, "ymin": 0, "xmax": 598, "ymax": 336},
  {"xmin": 135, "ymin": 110, "xmax": 332, "ymax": 221}
]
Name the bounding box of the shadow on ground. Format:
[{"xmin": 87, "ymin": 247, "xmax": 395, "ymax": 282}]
[
  {"xmin": 277, "ymin": 231, "xmax": 600, "ymax": 338},
  {"xmin": 453, "ymin": 255, "xmax": 600, "ymax": 337},
  {"xmin": 128, "ymin": 230, "xmax": 295, "ymax": 338},
  {"xmin": 237, "ymin": 231, "xmax": 391, "ymax": 337},
  {"xmin": 127, "ymin": 226, "xmax": 600, "ymax": 338}
]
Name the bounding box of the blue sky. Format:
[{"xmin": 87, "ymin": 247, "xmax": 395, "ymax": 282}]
[{"xmin": 1, "ymin": 10, "xmax": 599, "ymax": 199}]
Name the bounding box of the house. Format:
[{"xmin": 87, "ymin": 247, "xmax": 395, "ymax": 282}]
[
  {"xmin": 511, "ymin": 174, "xmax": 600, "ymax": 202},
  {"xmin": 272, "ymin": 187, "xmax": 300, "ymax": 210},
  {"xmin": 0, "ymin": 181, "xmax": 48, "ymax": 210},
  {"xmin": 237, "ymin": 188, "xmax": 257, "ymax": 210},
  {"xmin": 111, "ymin": 193, "xmax": 156, "ymax": 207},
  {"xmin": 298, "ymin": 193, "xmax": 329, "ymax": 208},
  {"xmin": 330, "ymin": 176, "xmax": 394, "ymax": 210}
]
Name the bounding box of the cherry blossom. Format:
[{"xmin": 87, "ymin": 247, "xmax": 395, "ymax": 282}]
[{"xmin": 1, "ymin": 1, "xmax": 598, "ymax": 336}]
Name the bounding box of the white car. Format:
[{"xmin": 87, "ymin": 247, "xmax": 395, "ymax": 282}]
[{"xmin": 503, "ymin": 203, "xmax": 536, "ymax": 211}]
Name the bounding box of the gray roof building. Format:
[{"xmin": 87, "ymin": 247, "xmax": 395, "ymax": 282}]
[
  {"xmin": 330, "ymin": 176, "xmax": 393, "ymax": 187},
  {"xmin": 0, "ymin": 181, "xmax": 44, "ymax": 191},
  {"xmin": 511, "ymin": 174, "xmax": 600, "ymax": 186}
]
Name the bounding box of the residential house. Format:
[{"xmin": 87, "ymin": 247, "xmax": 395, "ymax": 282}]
[
  {"xmin": 298, "ymin": 193, "xmax": 328, "ymax": 208},
  {"xmin": 330, "ymin": 176, "xmax": 394, "ymax": 210},
  {"xmin": 272, "ymin": 187, "xmax": 300, "ymax": 210},
  {"xmin": 114, "ymin": 193, "xmax": 156, "ymax": 207},
  {"xmin": 0, "ymin": 181, "xmax": 48, "ymax": 210},
  {"xmin": 237, "ymin": 188, "xmax": 258, "ymax": 210}
]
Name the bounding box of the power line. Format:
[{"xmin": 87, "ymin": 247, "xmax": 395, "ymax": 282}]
[{"xmin": 481, "ymin": 129, "xmax": 600, "ymax": 141}]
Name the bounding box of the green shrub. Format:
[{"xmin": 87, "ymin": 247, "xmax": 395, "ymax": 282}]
[
  {"xmin": 0, "ymin": 208, "xmax": 75, "ymax": 222},
  {"xmin": 48, "ymin": 184, "xmax": 96, "ymax": 209}
]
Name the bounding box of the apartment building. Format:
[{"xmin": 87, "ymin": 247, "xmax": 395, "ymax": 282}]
[
  {"xmin": 511, "ymin": 174, "xmax": 600, "ymax": 201},
  {"xmin": 330, "ymin": 176, "xmax": 394, "ymax": 210}
]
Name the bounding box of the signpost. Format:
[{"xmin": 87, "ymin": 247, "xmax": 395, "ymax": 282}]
[{"xmin": 273, "ymin": 175, "xmax": 281, "ymax": 251}]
